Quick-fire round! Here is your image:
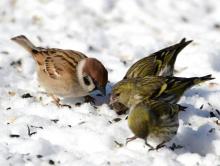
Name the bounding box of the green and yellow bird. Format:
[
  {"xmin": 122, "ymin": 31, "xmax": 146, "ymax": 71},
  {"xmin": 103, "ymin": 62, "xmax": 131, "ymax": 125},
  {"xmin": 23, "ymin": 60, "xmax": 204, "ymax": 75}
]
[
  {"xmin": 111, "ymin": 75, "xmax": 214, "ymax": 107},
  {"xmin": 127, "ymin": 100, "xmax": 186, "ymax": 150},
  {"xmin": 112, "ymin": 38, "xmax": 192, "ymax": 114},
  {"xmin": 124, "ymin": 38, "xmax": 192, "ymax": 79}
]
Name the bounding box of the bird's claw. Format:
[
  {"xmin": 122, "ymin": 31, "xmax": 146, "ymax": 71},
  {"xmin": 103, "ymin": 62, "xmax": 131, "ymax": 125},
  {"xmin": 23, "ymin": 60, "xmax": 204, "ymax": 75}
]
[{"xmin": 84, "ymin": 95, "xmax": 96, "ymax": 104}]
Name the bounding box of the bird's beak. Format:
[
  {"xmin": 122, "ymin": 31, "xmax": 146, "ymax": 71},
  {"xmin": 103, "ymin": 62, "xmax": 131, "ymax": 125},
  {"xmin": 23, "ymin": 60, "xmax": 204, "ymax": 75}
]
[
  {"xmin": 98, "ymin": 86, "xmax": 106, "ymax": 96},
  {"xmin": 109, "ymin": 94, "xmax": 117, "ymax": 105}
]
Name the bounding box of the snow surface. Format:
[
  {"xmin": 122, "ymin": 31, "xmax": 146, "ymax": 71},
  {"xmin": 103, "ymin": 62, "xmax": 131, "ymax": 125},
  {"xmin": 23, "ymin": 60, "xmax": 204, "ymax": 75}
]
[{"xmin": 1, "ymin": 0, "xmax": 220, "ymax": 165}]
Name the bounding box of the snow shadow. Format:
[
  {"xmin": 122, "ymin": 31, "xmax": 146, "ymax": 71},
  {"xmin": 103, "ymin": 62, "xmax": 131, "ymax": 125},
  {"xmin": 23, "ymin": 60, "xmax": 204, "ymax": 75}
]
[
  {"xmin": 209, "ymin": 50, "xmax": 220, "ymax": 72},
  {"xmin": 174, "ymin": 123, "xmax": 218, "ymax": 156}
]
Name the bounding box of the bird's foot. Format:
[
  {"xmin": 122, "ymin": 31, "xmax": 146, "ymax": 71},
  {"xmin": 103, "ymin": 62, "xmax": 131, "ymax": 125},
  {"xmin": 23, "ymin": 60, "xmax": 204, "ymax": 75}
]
[
  {"xmin": 126, "ymin": 136, "xmax": 137, "ymax": 145},
  {"xmin": 84, "ymin": 95, "xmax": 96, "ymax": 104},
  {"xmin": 51, "ymin": 95, "xmax": 71, "ymax": 109},
  {"xmin": 148, "ymin": 141, "xmax": 166, "ymax": 151}
]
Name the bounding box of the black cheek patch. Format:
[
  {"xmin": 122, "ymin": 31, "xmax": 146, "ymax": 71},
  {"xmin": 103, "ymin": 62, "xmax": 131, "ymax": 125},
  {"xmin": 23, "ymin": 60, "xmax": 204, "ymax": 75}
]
[{"xmin": 83, "ymin": 76, "xmax": 91, "ymax": 86}]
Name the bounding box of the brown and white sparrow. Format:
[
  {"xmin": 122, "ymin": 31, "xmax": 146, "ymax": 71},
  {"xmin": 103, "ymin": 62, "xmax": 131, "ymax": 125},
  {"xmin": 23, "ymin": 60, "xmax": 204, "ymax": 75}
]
[{"xmin": 11, "ymin": 35, "xmax": 108, "ymax": 107}]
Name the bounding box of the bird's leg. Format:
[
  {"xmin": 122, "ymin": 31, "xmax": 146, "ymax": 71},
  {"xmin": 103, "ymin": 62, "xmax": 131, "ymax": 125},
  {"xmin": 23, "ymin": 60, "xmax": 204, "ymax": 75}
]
[
  {"xmin": 155, "ymin": 141, "xmax": 167, "ymax": 150},
  {"xmin": 51, "ymin": 94, "xmax": 71, "ymax": 109},
  {"xmin": 84, "ymin": 95, "xmax": 95, "ymax": 104},
  {"xmin": 145, "ymin": 140, "xmax": 155, "ymax": 151},
  {"xmin": 126, "ymin": 136, "xmax": 137, "ymax": 145},
  {"xmin": 148, "ymin": 141, "xmax": 167, "ymax": 151}
]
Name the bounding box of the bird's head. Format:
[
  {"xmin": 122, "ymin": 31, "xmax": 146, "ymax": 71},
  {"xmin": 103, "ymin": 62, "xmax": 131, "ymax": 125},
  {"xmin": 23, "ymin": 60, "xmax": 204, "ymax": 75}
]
[{"xmin": 77, "ymin": 58, "xmax": 108, "ymax": 95}]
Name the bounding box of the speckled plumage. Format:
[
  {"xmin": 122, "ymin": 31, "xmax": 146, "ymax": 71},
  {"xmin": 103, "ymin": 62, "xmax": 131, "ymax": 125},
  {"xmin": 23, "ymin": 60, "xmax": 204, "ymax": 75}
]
[
  {"xmin": 111, "ymin": 75, "xmax": 214, "ymax": 107},
  {"xmin": 127, "ymin": 100, "xmax": 186, "ymax": 148}
]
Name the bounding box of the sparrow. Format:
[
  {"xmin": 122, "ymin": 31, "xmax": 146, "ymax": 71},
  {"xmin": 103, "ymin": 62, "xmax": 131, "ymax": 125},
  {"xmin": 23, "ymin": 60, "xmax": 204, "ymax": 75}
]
[
  {"xmin": 126, "ymin": 99, "xmax": 186, "ymax": 150},
  {"xmin": 111, "ymin": 75, "xmax": 214, "ymax": 107},
  {"xmin": 11, "ymin": 35, "xmax": 108, "ymax": 107},
  {"xmin": 124, "ymin": 38, "xmax": 192, "ymax": 79}
]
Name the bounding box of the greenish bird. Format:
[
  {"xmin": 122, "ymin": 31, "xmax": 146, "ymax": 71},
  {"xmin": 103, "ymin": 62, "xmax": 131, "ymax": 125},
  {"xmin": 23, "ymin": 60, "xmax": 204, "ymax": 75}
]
[
  {"xmin": 112, "ymin": 38, "xmax": 192, "ymax": 114},
  {"xmin": 111, "ymin": 75, "xmax": 214, "ymax": 107},
  {"xmin": 127, "ymin": 100, "xmax": 186, "ymax": 150},
  {"xmin": 124, "ymin": 38, "xmax": 192, "ymax": 79}
]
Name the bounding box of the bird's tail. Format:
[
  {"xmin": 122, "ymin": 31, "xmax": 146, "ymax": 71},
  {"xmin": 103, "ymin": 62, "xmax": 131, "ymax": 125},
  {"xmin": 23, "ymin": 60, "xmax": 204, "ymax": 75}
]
[
  {"xmin": 193, "ymin": 74, "xmax": 215, "ymax": 84},
  {"xmin": 178, "ymin": 105, "xmax": 187, "ymax": 111},
  {"xmin": 11, "ymin": 35, "xmax": 37, "ymax": 53},
  {"xmin": 155, "ymin": 38, "xmax": 193, "ymax": 76}
]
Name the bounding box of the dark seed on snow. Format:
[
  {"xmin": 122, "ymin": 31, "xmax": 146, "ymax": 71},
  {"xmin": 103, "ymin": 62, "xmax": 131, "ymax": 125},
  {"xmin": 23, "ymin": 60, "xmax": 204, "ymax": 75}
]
[
  {"xmin": 10, "ymin": 134, "xmax": 20, "ymax": 138},
  {"xmin": 199, "ymin": 104, "xmax": 204, "ymax": 110},
  {"xmin": 75, "ymin": 102, "xmax": 82, "ymax": 106},
  {"xmin": 51, "ymin": 119, "xmax": 59, "ymax": 123},
  {"xmin": 21, "ymin": 93, "xmax": 33, "ymax": 98},
  {"xmin": 113, "ymin": 118, "xmax": 121, "ymax": 122},
  {"xmin": 209, "ymin": 128, "xmax": 215, "ymax": 133},
  {"xmin": 49, "ymin": 159, "xmax": 55, "ymax": 165},
  {"xmin": 210, "ymin": 112, "xmax": 216, "ymax": 118},
  {"xmin": 36, "ymin": 154, "xmax": 43, "ymax": 158},
  {"xmin": 215, "ymin": 109, "xmax": 220, "ymax": 115}
]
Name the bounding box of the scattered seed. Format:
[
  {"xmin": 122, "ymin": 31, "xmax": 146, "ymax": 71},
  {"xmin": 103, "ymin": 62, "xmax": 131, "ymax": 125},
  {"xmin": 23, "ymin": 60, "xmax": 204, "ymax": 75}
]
[
  {"xmin": 215, "ymin": 109, "xmax": 220, "ymax": 115},
  {"xmin": 6, "ymin": 107, "xmax": 11, "ymax": 110},
  {"xmin": 78, "ymin": 121, "xmax": 85, "ymax": 125},
  {"xmin": 51, "ymin": 119, "xmax": 59, "ymax": 123},
  {"xmin": 10, "ymin": 134, "xmax": 20, "ymax": 138},
  {"xmin": 10, "ymin": 59, "xmax": 22, "ymax": 67},
  {"xmin": 120, "ymin": 60, "xmax": 127, "ymax": 65},
  {"xmin": 6, "ymin": 156, "xmax": 12, "ymax": 160},
  {"xmin": 181, "ymin": 16, "xmax": 189, "ymax": 23},
  {"xmin": 214, "ymin": 23, "xmax": 220, "ymax": 29},
  {"xmin": 36, "ymin": 154, "xmax": 43, "ymax": 158},
  {"xmin": 68, "ymin": 125, "xmax": 72, "ymax": 128},
  {"xmin": 37, "ymin": 36, "xmax": 43, "ymax": 42},
  {"xmin": 199, "ymin": 104, "xmax": 204, "ymax": 110},
  {"xmin": 75, "ymin": 102, "xmax": 82, "ymax": 107},
  {"xmin": 88, "ymin": 45, "xmax": 97, "ymax": 52},
  {"xmin": 30, "ymin": 125, "xmax": 43, "ymax": 129},
  {"xmin": 112, "ymin": 118, "xmax": 122, "ymax": 122},
  {"xmin": 208, "ymin": 128, "xmax": 215, "ymax": 133},
  {"xmin": 169, "ymin": 143, "xmax": 183, "ymax": 151},
  {"xmin": 208, "ymin": 102, "xmax": 212, "ymax": 107},
  {"xmin": 49, "ymin": 159, "xmax": 55, "ymax": 165},
  {"xmin": 27, "ymin": 125, "xmax": 37, "ymax": 137},
  {"xmin": 114, "ymin": 140, "xmax": 123, "ymax": 147},
  {"xmin": 210, "ymin": 112, "xmax": 216, "ymax": 118},
  {"xmin": 21, "ymin": 93, "xmax": 33, "ymax": 98}
]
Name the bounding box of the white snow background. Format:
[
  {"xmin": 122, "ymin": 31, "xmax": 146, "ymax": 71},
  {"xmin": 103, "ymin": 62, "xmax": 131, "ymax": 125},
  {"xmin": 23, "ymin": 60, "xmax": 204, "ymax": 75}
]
[{"xmin": 1, "ymin": 0, "xmax": 220, "ymax": 165}]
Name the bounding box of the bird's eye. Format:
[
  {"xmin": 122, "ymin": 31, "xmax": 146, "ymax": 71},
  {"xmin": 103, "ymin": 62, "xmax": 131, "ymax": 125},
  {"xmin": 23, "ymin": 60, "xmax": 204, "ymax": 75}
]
[
  {"xmin": 115, "ymin": 93, "xmax": 120, "ymax": 97},
  {"xmin": 83, "ymin": 76, "xmax": 91, "ymax": 86}
]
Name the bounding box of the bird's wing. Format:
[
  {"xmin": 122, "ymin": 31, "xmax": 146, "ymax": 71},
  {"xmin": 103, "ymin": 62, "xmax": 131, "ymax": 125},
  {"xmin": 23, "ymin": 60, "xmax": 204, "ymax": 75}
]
[
  {"xmin": 124, "ymin": 56, "xmax": 158, "ymax": 79},
  {"xmin": 124, "ymin": 38, "xmax": 192, "ymax": 79},
  {"xmin": 43, "ymin": 49, "xmax": 86, "ymax": 79},
  {"xmin": 135, "ymin": 76, "xmax": 168, "ymax": 99}
]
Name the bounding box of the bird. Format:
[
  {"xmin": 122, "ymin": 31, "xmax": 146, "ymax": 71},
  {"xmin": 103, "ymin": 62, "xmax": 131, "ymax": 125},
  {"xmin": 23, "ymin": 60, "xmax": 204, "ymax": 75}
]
[
  {"xmin": 127, "ymin": 99, "xmax": 186, "ymax": 150},
  {"xmin": 11, "ymin": 35, "xmax": 108, "ymax": 107},
  {"xmin": 110, "ymin": 75, "xmax": 214, "ymax": 108},
  {"xmin": 124, "ymin": 38, "xmax": 192, "ymax": 79},
  {"xmin": 111, "ymin": 38, "xmax": 192, "ymax": 114}
]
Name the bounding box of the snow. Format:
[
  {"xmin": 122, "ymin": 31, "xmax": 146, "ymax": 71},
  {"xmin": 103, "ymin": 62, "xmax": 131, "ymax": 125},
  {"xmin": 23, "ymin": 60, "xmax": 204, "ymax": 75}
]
[{"xmin": 0, "ymin": 0, "xmax": 220, "ymax": 165}]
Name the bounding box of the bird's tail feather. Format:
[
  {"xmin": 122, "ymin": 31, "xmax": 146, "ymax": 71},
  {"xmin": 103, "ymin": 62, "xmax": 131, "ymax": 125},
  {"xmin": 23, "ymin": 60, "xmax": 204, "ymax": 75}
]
[{"xmin": 11, "ymin": 35, "xmax": 36, "ymax": 53}]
